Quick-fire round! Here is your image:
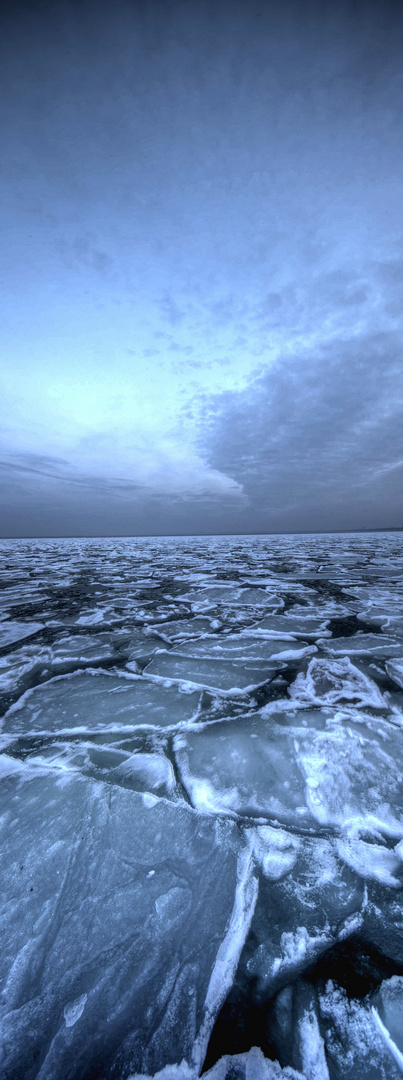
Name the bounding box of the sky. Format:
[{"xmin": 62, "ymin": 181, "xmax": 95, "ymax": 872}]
[{"xmin": 1, "ymin": 0, "xmax": 403, "ymax": 537}]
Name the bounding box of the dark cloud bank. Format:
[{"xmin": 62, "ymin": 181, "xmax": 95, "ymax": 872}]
[{"xmin": 201, "ymin": 330, "xmax": 403, "ymax": 534}]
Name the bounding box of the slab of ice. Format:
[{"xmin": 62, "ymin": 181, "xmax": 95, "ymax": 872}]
[
  {"xmin": 174, "ymin": 715, "xmax": 315, "ymax": 825},
  {"xmin": 386, "ymin": 659, "xmax": 403, "ymax": 689},
  {"xmin": 121, "ymin": 630, "xmax": 164, "ymax": 660},
  {"xmin": 236, "ymin": 588, "xmax": 285, "ymax": 608},
  {"xmin": 0, "ymin": 752, "xmax": 31, "ymax": 777},
  {"xmin": 337, "ymin": 836, "xmax": 402, "ymax": 887},
  {"xmin": 347, "ymin": 587, "xmax": 403, "ymax": 609},
  {"xmin": 372, "ymin": 1007, "xmax": 403, "ymax": 1073},
  {"xmin": 356, "ymin": 611, "xmax": 390, "ymax": 627},
  {"xmin": 297, "ymin": 713, "xmax": 403, "ymax": 834},
  {"xmin": 63, "ymin": 993, "xmax": 88, "ymax": 1028},
  {"xmin": 182, "ymin": 587, "xmax": 283, "ymax": 609},
  {"xmin": 319, "ymin": 634, "xmax": 403, "ymax": 658},
  {"xmin": 318, "ymin": 981, "xmax": 403, "ymax": 1079},
  {"xmin": 0, "ymin": 643, "xmax": 54, "ymax": 695},
  {"xmin": 49, "ymin": 634, "xmax": 115, "ymax": 666},
  {"xmin": 0, "ymin": 767, "xmax": 244, "ymax": 1078},
  {"xmin": 297, "ymin": 1000, "xmax": 330, "ymax": 1080},
  {"xmin": 0, "ymin": 637, "xmax": 136, "ymax": 691},
  {"xmin": 248, "ymin": 824, "xmax": 300, "ymax": 880},
  {"xmin": 114, "ymin": 752, "xmax": 176, "ymax": 793},
  {"xmin": 173, "ymin": 636, "xmax": 315, "ymax": 662},
  {"xmin": 379, "ymin": 618, "xmax": 403, "ymax": 638},
  {"xmin": 293, "ymin": 599, "xmax": 364, "ymax": 618},
  {"xmin": 0, "ymin": 588, "xmax": 49, "ymax": 608},
  {"xmin": 0, "ymin": 621, "xmax": 44, "ymax": 648},
  {"xmin": 244, "ymin": 833, "xmax": 369, "ymax": 1007},
  {"xmin": 142, "ymin": 650, "xmax": 310, "ymax": 695},
  {"xmin": 373, "ymin": 976, "xmax": 403, "ymax": 1059},
  {"xmin": 151, "ymin": 618, "xmax": 215, "ymax": 642},
  {"xmin": 8, "ymin": 742, "xmax": 179, "ymax": 799},
  {"xmin": 193, "ymin": 842, "xmax": 259, "ymax": 1072},
  {"xmin": 182, "ymin": 586, "xmax": 241, "ymax": 601},
  {"xmin": 2, "ymin": 670, "xmax": 201, "ymax": 734},
  {"xmin": 75, "ymin": 608, "xmax": 112, "ymax": 625},
  {"xmin": 289, "ymin": 657, "xmax": 386, "ymax": 709},
  {"xmin": 270, "ymin": 926, "xmax": 333, "ymax": 984},
  {"xmin": 250, "ymin": 615, "xmax": 331, "ymax": 639},
  {"xmin": 356, "ymin": 611, "xmax": 403, "ymax": 636}
]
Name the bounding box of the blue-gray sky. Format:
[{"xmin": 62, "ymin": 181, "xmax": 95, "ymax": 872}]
[{"xmin": 1, "ymin": 0, "xmax": 403, "ymax": 536}]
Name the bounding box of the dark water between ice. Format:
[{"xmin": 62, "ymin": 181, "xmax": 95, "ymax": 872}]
[{"xmin": 1, "ymin": 532, "xmax": 403, "ymax": 1079}]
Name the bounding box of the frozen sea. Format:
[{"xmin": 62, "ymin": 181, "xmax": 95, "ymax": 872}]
[{"xmin": 1, "ymin": 532, "xmax": 403, "ymax": 1080}]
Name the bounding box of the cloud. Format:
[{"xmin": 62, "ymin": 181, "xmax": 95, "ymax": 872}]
[
  {"xmin": 0, "ymin": 452, "xmax": 70, "ymax": 476},
  {"xmin": 0, "ymin": 442, "xmax": 246, "ymax": 537},
  {"xmin": 200, "ymin": 329, "xmax": 403, "ymax": 531},
  {"xmin": 159, "ymin": 294, "xmax": 185, "ymax": 326},
  {"xmin": 0, "ymin": 445, "xmax": 244, "ymax": 500},
  {"xmin": 0, "ymin": 452, "xmax": 142, "ymax": 499},
  {"xmin": 168, "ymin": 342, "xmax": 194, "ymax": 354},
  {"xmin": 55, "ymin": 234, "xmax": 115, "ymax": 278}
]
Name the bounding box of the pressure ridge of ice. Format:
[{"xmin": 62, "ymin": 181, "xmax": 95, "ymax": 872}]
[{"xmin": 0, "ymin": 532, "xmax": 403, "ymax": 1079}]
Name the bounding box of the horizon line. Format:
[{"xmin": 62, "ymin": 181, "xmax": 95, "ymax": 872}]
[{"xmin": 1, "ymin": 526, "xmax": 403, "ymax": 541}]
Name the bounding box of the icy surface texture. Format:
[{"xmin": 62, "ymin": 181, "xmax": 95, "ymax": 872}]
[{"xmin": 0, "ymin": 532, "xmax": 403, "ymax": 1079}]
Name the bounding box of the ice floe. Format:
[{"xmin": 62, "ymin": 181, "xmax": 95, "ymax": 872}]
[
  {"xmin": 141, "ymin": 652, "xmax": 284, "ymax": 695},
  {"xmin": 0, "ymin": 620, "xmax": 44, "ymax": 648},
  {"xmin": 386, "ymin": 659, "xmax": 403, "ymax": 689},
  {"xmin": 1, "ymin": 669, "xmax": 201, "ymax": 734},
  {"xmin": 319, "ymin": 633, "xmax": 403, "ymax": 658},
  {"xmin": 0, "ymin": 767, "xmax": 243, "ymax": 1078},
  {"xmin": 288, "ymin": 656, "xmax": 386, "ymax": 709}
]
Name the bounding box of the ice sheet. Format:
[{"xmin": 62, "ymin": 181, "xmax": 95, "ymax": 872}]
[
  {"xmin": 174, "ymin": 714, "xmax": 316, "ymax": 825},
  {"xmin": 386, "ymin": 659, "xmax": 403, "ymax": 689},
  {"xmin": 114, "ymin": 751, "xmax": 176, "ymax": 793},
  {"xmin": 320, "ymin": 634, "xmax": 403, "ymax": 658},
  {"xmin": 2, "ymin": 670, "xmax": 201, "ymax": 733},
  {"xmin": 0, "ymin": 621, "xmax": 44, "ymax": 647},
  {"xmin": 288, "ymin": 657, "xmax": 386, "ymax": 709},
  {"xmin": 296, "ymin": 712, "xmax": 403, "ymax": 834},
  {"xmin": 171, "ymin": 636, "xmax": 315, "ymax": 662},
  {"xmin": 0, "ymin": 766, "xmax": 242, "ymax": 1078},
  {"xmin": 1, "ymin": 533, "xmax": 403, "ymax": 1078},
  {"xmin": 250, "ymin": 615, "xmax": 331, "ymax": 639},
  {"xmin": 318, "ymin": 980, "xmax": 403, "ymax": 1079},
  {"xmin": 142, "ymin": 652, "xmax": 284, "ymax": 694}
]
